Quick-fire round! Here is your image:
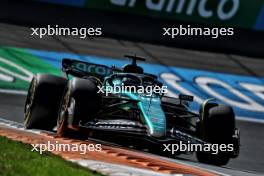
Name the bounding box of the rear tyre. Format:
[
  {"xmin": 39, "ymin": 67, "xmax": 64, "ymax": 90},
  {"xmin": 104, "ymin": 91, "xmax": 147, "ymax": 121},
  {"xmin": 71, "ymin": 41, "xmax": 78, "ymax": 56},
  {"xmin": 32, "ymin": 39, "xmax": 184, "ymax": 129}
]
[
  {"xmin": 69, "ymin": 77, "xmax": 102, "ymax": 124},
  {"xmin": 196, "ymin": 105, "xmax": 235, "ymax": 166},
  {"xmin": 24, "ymin": 74, "xmax": 67, "ymax": 131}
]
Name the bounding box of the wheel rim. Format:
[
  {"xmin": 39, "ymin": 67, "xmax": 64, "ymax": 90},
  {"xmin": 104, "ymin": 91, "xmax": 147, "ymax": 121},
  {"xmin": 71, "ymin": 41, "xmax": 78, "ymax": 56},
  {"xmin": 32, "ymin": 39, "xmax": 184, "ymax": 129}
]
[
  {"xmin": 24, "ymin": 78, "xmax": 36, "ymax": 126},
  {"xmin": 57, "ymin": 88, "xmax": 70, "ymax": 136}
]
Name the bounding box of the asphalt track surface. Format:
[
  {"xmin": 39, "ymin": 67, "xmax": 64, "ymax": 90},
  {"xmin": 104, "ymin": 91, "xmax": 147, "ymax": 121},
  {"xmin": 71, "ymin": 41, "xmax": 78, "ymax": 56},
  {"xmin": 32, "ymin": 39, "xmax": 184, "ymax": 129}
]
[{"xmin": 0, "ymin": 23, "xmax": 264, "ymax": 175}]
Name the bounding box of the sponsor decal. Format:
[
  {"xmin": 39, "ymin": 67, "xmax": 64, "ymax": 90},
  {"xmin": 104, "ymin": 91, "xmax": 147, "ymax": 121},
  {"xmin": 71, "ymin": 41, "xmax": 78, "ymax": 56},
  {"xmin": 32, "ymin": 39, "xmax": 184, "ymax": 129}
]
[
  {"xmin": 73, "ymin": 62, "xmax": 111, "ymax": 76},
  {"xmin": 110, "ymin": 0, "xmax": 240, "ymax": 20}
]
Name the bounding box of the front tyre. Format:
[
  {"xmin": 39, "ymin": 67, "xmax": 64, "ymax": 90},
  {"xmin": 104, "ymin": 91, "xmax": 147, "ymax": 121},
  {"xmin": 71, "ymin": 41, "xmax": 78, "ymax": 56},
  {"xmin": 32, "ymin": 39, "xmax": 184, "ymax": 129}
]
[
  {"xmin": 56, "ymin": 78, "xmax": 102, "ymax": 137},
  {"xmin": 196, "ymin": 105, "xmax": 236, "ymax": 166}
]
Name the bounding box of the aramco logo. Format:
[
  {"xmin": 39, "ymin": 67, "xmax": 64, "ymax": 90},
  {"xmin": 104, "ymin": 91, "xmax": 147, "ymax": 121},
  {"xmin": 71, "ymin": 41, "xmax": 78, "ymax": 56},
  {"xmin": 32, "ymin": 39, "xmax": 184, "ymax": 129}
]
[{"xmin": 110, "ymin": 0, "xmax": 240, "ymax": 20}]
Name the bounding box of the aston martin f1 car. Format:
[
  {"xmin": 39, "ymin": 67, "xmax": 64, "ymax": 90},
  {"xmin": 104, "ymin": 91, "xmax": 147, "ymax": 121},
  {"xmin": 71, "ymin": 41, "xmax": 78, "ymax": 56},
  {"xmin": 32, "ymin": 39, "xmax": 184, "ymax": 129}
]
[{"xmin": 24, "ymin": 55, "xmax": 240, "ymax": 165}]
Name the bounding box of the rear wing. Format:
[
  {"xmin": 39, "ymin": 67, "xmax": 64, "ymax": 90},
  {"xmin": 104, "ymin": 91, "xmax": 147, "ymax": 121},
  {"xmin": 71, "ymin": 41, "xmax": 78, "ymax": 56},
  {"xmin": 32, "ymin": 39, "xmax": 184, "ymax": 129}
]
[{"xmin": 62, "ymin": 58, "xmax": 112, "ymax": 79}]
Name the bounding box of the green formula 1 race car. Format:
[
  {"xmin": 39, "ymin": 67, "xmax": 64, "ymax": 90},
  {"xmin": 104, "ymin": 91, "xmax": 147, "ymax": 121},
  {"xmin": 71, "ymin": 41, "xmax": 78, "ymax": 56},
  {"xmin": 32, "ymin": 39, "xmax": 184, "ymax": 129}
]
[{"xmin": 24, "ymin": 55, "xmax": 240, "ymax": 165}]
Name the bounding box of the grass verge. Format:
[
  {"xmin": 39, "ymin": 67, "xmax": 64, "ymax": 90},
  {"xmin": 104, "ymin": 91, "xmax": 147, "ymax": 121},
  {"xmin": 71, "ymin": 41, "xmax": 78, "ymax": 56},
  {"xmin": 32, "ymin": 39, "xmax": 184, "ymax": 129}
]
[{"xmin": 0, "ymin": 136, "xmax": 104, "ymax": 176}]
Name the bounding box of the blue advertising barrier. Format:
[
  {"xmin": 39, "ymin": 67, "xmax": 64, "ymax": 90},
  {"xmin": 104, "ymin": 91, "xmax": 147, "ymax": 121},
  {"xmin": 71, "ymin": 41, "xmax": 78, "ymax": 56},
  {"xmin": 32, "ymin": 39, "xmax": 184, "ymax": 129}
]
[
  {"xmin": 255, "ymin": 4, "xmax": 264, "ymax": 30},
  {"xmin": 35, "ymin": 0, "xmax": 85, "ymax": 7}
]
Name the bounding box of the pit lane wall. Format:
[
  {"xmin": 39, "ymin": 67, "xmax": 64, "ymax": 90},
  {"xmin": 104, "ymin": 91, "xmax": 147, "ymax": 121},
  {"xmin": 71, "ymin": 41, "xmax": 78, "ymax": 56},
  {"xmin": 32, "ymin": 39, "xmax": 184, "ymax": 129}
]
[
  {"xmin": 1, "ymin": 46, "xmax": 264, "ymax": 122},
  {"xmin": 34, "ymin": 0, "xmax": 264, "ymax": 31}
]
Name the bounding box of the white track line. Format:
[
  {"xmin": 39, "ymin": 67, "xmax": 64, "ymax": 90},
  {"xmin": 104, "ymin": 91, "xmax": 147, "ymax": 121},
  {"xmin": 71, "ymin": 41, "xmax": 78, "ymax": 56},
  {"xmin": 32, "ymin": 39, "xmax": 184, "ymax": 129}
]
[
  {"xmin": 170, "ymin": 160, "xmax": 231, "ymax": 176},
  {"xmin": 236, "ymin": 116, "xmax": 264, "ymax": 124},
  {"xmin": 0, "ymin": 88, "xmax": 27, "ymax": 95},
  {"xmin": 0, "ymin": 117, "xmax": 41, "ymax": 134},
  {"xmin": 70, "ymin": 159, "xmax": 178, "ymax": 176}
]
